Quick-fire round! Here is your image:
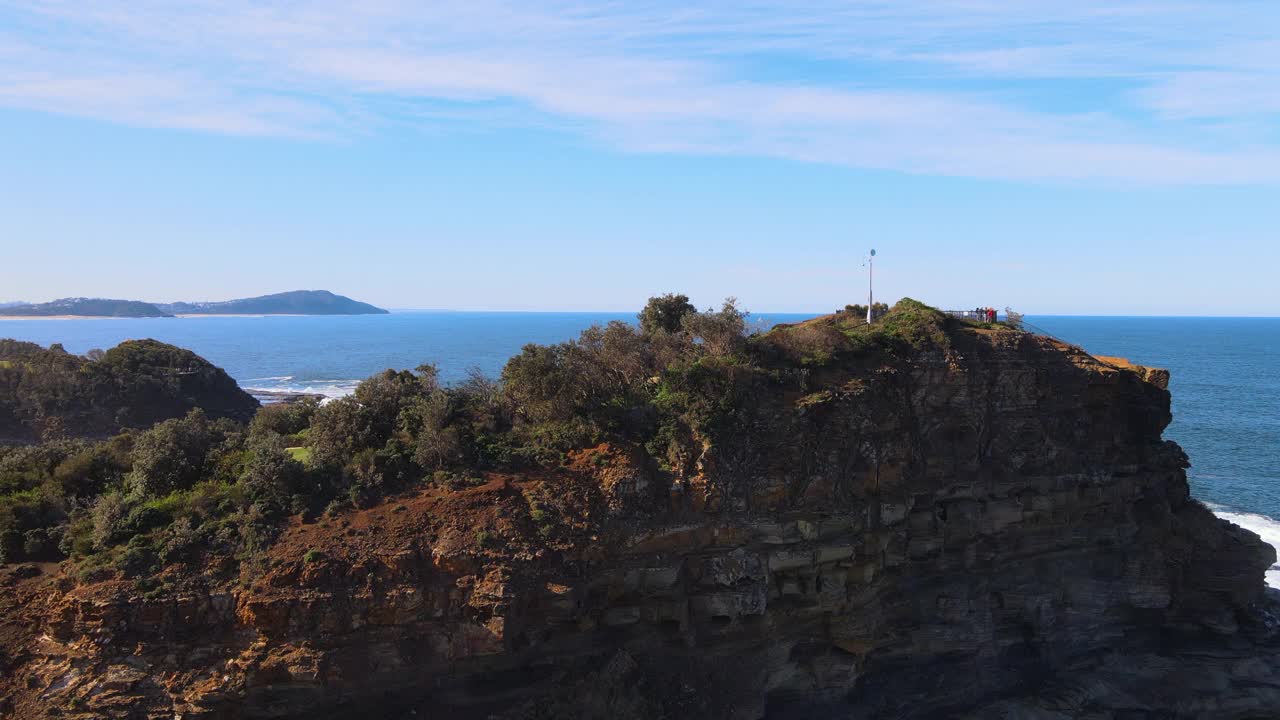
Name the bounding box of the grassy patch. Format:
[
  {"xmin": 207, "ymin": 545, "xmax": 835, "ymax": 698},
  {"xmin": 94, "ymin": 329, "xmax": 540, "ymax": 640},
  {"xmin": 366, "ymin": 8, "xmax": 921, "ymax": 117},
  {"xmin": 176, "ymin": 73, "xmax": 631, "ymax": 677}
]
[{"xmin": 285, "ymin": 446, "xmax": 312, "ymax": 464}]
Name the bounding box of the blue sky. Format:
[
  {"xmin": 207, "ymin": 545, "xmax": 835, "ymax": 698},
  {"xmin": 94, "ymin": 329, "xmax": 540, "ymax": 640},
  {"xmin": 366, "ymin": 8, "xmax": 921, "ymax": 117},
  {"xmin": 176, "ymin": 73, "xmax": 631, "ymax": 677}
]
[{"xmin": 2, "ymin": 1, "xmax": 1278, "ymax": 315}]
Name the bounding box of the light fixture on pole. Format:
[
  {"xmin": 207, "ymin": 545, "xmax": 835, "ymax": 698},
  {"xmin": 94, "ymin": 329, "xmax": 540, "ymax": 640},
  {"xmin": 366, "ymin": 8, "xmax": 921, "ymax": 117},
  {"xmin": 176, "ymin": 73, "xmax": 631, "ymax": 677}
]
[{"xmin": 863, "ymin": 249, "xmax": 876, "ymax": 323}]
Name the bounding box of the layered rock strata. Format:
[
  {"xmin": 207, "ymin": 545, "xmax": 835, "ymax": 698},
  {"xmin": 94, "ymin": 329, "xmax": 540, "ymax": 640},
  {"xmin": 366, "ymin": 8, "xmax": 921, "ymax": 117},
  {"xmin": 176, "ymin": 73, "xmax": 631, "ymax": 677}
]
[{"xmin": 2, "ymin": 324, "xmax": 1275, "ymax": 719}]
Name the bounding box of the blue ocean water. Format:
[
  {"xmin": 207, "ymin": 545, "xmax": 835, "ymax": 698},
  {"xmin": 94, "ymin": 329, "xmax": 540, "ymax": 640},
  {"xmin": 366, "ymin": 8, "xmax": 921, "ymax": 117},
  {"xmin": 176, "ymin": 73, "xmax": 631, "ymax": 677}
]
[{"xmin": 2, "ymin": 313, "xmax": 1277, "ymax": 539}]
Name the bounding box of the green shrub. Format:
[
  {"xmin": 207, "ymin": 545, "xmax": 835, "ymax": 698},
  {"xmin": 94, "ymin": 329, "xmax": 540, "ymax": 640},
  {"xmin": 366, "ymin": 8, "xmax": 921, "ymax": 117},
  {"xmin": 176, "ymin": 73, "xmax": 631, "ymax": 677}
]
[
  {"xmin": 869, "ymin": 298, "xmax": 951, "ymax": 352},
  {"xmin": 0, "ymin": 486, "xmax": 67, "ymax": 563},
  {"xmin": 159, "ymin": 517, "xmax": 200, "ymax": 564},
  {"xmin": 125, "ymin": 503, "xmax": 172, "ymax": 535},
  {"xmin": 249, "ymin": 398, "xmax": 320, "ymax": 439},
  {"xmin": 89, "ymin": 491, "xmax": 130, "ymax": 549},
  {"xmin": 406, "ymin": 392, "xmax": 464, "ymax": 470},
  {"xmin": 680, "ymin": 298, "xmax": 749, "ymax": 358},
  {"xmin": 59, "ymin": 514, "xmax": 95, "ymax": 557},
  {"xmin": 115, "ymin": 535, "xmax": 158, "ymax": 576},
  {"xmin": 52, "ymin": 443, "xmax": 128, "ymax": 498},
  {"xmin": 240, "ymin": 440, "xmax": 306, "ymax": 519},
  {"xmin": 639, "ymin": 293, "xmax": 697, "ymax": 335},
  {"xmin": 126, "ymin": 410, "xmax": 222, "ymax": 497}
]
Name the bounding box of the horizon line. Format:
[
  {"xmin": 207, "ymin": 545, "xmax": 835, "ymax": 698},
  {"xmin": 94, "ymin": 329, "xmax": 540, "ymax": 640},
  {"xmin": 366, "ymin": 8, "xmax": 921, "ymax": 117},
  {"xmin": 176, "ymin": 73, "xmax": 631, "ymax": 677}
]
[{"xmin": 382, "ymin": 308, "xmax": 1280, "ymax": 319}]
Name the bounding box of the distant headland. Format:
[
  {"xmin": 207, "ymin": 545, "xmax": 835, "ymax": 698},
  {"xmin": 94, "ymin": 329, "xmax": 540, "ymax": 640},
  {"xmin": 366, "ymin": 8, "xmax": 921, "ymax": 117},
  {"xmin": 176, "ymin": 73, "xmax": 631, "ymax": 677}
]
[{"xmin": 0, "ymin": 290, "xmax": 388, "ymax": 318}]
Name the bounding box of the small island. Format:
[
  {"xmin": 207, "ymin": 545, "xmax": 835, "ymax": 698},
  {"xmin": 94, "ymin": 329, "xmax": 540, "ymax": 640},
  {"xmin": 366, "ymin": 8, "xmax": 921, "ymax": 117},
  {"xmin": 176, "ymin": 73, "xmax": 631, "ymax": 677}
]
[{"xmin": 0, "ymin": 290, "xmax": 388, "ymax": 318}]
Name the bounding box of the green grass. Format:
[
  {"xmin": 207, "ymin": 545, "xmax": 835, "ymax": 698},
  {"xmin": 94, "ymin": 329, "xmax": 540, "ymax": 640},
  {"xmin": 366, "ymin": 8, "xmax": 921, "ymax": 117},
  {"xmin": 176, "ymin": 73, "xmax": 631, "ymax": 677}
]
[
  {"xmin": 831, "ymin": 297, "xmax": 950, "ymax": 353},
  {"xmin": 286, "ymin": 446, "xmax": 312, "ymax": 464},
  {"xmin": 141, "ymin": 491, "xmax": 189, "ymax": 518}
]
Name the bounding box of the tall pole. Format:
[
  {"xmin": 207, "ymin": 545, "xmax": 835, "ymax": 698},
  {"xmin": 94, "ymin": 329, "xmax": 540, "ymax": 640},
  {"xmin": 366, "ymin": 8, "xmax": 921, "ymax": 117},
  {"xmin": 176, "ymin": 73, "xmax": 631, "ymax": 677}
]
[{"xmin": 866, "ymin": 248, "xmax": 876, "ymax": 324}]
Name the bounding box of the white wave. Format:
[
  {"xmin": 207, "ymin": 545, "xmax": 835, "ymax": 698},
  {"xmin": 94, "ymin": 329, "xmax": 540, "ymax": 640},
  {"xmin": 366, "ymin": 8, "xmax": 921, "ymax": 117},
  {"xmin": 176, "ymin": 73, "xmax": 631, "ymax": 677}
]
[
  {"xmin": 296, "ymin": 383, "xmax": 360, "ymax": 399},
  {"xmin": 244, "ymin": 375, "xmax": 294, "ymax": 382},
  {"xmin": 1209, "ymin": 506, "xmax": 1280, "ymax": 589},
  {"xmin": 243, "ymin": 379, "xmax": 360, "ymax": 402}
]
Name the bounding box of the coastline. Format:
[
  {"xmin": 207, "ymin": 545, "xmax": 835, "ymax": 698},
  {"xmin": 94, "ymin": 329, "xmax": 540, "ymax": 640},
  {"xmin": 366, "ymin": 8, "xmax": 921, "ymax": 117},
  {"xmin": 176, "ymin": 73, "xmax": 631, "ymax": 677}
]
[
  {"xmin": 1209, "ymin": 505, "xmax": 1280, "ymax": 588},
  {"xmin": 0, "ymin": 313, "xmax": 316, "ymax": 320},
  {"xmin": 174, "ymin": 313, "xmax": 309, "ymax": 318},
  {"xmin": 0, "ymin": 315, "xmax": 145, "ymax": 321}
]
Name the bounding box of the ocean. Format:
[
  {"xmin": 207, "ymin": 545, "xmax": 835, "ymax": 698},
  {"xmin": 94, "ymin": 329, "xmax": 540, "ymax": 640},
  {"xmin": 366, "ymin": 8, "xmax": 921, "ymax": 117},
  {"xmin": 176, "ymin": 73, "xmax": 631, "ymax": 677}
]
[{"xmin": 2, "ymin": 312, "xmax": 1277, "ymax": 582}]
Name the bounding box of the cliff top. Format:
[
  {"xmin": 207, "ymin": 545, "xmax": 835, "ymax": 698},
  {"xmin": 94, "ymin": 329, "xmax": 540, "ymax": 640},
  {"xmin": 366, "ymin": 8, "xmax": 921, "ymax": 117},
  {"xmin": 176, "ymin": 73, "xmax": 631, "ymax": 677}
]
[{"xmin": 766, "ymin": 297, "xmax": 1164, "ymax": 382}]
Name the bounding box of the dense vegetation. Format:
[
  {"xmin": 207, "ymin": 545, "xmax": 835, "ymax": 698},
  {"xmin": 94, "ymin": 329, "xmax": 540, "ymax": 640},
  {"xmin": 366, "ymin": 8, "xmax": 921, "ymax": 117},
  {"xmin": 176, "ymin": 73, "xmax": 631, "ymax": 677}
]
[
  {"xmin": 157, "ymin": 289, "xmax": 388, "ymax": 315},
  {"xmin": 0, "ymin": 339, "xmax": 259, "ymax": 442},
  {"xmin": 4, "ymin": 290, "xmax": 387, "ymax": 317},
  {"xmin": 842, "ymin": 301, "xmax": 890, "ymax": 319},
  {"xmin": 1, "ymin": 298, "xmax": 170, "ymax": 317},
  {"xmin": 0, "ymin": 297, "xmax": 965, "ymax": 588}
]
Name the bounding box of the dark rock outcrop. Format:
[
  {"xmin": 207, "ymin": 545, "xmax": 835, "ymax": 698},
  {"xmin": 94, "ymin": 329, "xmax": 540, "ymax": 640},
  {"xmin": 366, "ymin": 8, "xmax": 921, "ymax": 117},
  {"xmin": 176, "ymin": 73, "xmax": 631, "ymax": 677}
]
[{"xmin": 1, "ymin": 322, "xmax": 1275, "ymax": 718}]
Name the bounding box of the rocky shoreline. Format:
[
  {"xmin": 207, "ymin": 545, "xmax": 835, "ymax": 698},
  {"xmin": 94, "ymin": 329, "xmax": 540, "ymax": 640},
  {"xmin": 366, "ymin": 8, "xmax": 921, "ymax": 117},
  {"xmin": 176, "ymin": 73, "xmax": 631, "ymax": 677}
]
[{"xmin": 247, "ymin": 389, "xmax": 327, "ymax": 405}]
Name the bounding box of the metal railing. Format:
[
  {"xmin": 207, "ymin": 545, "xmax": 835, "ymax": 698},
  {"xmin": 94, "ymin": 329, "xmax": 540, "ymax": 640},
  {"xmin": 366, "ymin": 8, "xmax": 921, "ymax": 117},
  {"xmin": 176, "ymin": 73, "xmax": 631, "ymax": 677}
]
[
  {"xmin": 942, "ymin": 310, "xmax": 999, "ymax": 322},
  {"xmin": 941, "ymin": 308, "xmax": 1025, "ymax": 327},
  {"xmin": 937, "ymin": 308, "xmax": 1124, "ymax": 372}
]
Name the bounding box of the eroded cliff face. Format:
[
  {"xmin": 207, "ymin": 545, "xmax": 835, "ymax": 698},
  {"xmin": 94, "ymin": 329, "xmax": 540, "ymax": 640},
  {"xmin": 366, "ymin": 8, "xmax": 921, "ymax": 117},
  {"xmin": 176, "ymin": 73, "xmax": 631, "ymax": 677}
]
[{"xmin": 2, "ymin": 323, "xmax": 1276, "ymax": 719}]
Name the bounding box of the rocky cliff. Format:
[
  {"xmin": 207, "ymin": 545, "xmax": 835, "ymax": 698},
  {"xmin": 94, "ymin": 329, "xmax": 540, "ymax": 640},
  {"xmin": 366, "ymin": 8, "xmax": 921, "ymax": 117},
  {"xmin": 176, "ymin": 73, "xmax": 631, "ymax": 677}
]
[{"xmin": 2, "ymin": 315, "xmax": 1276, "ymax": 719}]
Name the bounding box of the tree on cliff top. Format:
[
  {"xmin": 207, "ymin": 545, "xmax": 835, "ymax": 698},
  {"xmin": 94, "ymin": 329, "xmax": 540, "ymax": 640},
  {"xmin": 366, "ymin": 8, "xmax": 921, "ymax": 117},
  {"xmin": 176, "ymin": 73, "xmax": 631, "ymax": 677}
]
[{"xmin": 639, "ymin": 293, "xmax": 696, "ymax": 335}]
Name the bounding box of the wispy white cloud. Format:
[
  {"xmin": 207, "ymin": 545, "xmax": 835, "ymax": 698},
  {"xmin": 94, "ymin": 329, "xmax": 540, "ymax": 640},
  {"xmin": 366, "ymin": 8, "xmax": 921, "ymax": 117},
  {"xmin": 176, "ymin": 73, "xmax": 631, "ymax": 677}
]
[
  {"xmin": 1, "ymin": 0, "xmax": 1277, "ymax": 182},
  {"xmin": 1140, "ymin": 71, "xmax": 1280, "ymax": 120}
]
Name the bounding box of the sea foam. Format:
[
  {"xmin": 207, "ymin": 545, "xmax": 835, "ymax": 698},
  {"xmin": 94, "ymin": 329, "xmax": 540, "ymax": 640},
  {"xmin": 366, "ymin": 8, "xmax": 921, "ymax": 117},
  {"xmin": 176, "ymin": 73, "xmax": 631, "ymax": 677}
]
[
  {"xmin": 243, "ymin": 378, "xmax": 360, "ymax": 402},
  {"xmin": 1210, "ymin": 505, "xmax": 1280, "ymax": 588}
]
